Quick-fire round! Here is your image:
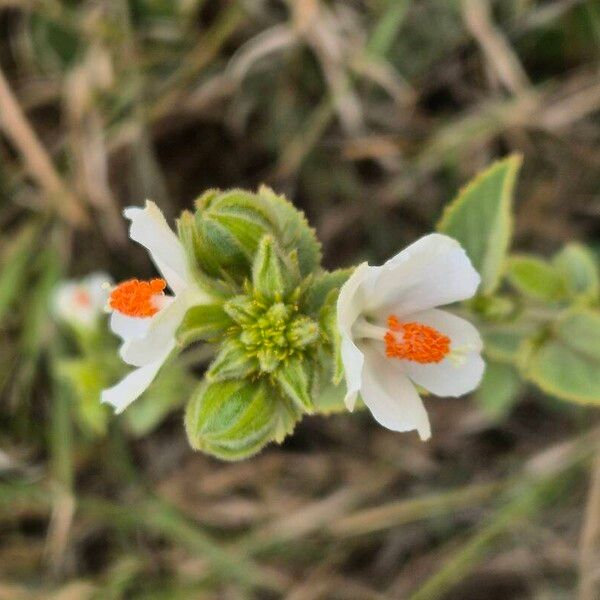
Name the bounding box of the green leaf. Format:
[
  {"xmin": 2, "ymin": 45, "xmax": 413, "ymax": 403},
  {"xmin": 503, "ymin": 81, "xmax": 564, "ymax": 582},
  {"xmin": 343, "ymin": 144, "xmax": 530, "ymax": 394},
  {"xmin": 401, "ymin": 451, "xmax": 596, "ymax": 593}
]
[
  {"xmin": 252, "ymin": 236, "xmax": 295, "ymax": 301},
  {"xmin": 469, "ymin": 295, "xmax": 515, "ymax": 321},
  {"xmin": 206, "ymin": 340, "xmax": 258, "ymax": 382},
  {"xmin": 312, "ymin": 348, "xmax": 347, "ymax": 415},
  {"xmin": 301, "ymin": 268, "xmax": 351, "ymax": 315},
  {"xmin": 482, "ymin": 323, "xmax": 537, "ymax": 365},
  {"xmin": 57, "ymin": 358, "xmax": 109, "ymax": 437},
  {"xmin": 177, "ymin": 304, "xmax": 233, "ymax": 346},
  {"xmin": 314, "ymin": 380, "xmax": 347, "ymax": 415},
  {"xmin": 475, "ymin": 361, "xmax": 522, "ymax": 420},
  {"xmin": 437, "ymin": 154, "xmax": 522, "ymax": 294},
  {"xmin": 553, "ymin": 243, "xmax": 599, "ymax": 303},
  {"xmin": 506, "ymin": 254, "xmax": 566, "ymax": 302},
  {"xmin": 184, "ymin": 380, "xmax": 296, "ymax": 460},
  {"xmin": 523, "ymin": 309, "xmax": 600, "ymax": 404},
  {"xmin": 275, "ymin": 359, "xmax": 314, "ymax": 413},
  {"xmin": 315, "ymin": 287, "xmax": 345, "ymax": 384},
  {"xmin": 257, "ymin": 185, "xmax": 322, "ymax": 277}
]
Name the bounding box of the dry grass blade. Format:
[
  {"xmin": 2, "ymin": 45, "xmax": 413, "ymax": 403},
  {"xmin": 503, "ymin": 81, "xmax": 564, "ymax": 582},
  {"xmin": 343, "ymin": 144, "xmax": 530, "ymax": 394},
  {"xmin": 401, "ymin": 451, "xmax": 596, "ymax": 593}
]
[
  {"xmin": 461, "ymin": 0, "xmax": 531, "ymax": 95},
  {"xmin": 0, "ymin": 67, "xmax": 87, "ymax": 227},
  {"xmin": 329, "ymin": 481, "xmax": 504, "ymax": 538}
]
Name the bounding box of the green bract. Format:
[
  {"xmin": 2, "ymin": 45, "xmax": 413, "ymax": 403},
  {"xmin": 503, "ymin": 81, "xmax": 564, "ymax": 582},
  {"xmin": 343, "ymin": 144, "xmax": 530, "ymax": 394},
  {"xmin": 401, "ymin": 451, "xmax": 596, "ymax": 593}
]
[{"xmin": 176, "ymin": 187, "xmax": 348, "ymax": 460}]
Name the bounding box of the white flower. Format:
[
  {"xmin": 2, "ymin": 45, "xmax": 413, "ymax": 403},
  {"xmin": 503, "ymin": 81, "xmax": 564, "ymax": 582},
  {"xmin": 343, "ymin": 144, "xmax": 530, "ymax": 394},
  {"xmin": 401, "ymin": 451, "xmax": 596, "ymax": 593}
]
[
  {"xmin": 337, "ymin": 233, "xmax": 484, "ymax": 441},
  {"xmin": 53, "ymin": 272, "xmax": 113, "ymax": 328},
  {"xmin": 101, "ymin": 201, "xmax": 211, "ymax": 414}
]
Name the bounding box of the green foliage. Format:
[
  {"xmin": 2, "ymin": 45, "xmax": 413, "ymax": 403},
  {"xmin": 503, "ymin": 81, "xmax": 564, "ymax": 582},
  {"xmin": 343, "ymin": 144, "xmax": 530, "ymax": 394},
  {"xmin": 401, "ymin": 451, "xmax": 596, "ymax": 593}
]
[
  {"xmin": 522, "ymin": 310, "xmax": 600, "ymax": 404},
  {"xmin": 301, "ymin": 269, "xmax": 352, "ymax": 315},
  {"xmin": 482, "ymin": 324, "xmax": 536, "ymax": 365},
  {"xmin": 506, "ymin": 246, "xmax": 600, "ymax": 305},
  {"xmin": 475, "ymin": 361, "xmax": 522, "ymax": 420},
  {"xmin": 506, "ymin": 255, "xmax": 566, "ymax": 302},
  {"xmin": 173, "ymin": 165, "xmax": 600, "ymax": 447},
  {"xmin": 312, "ymin": 347, "xmax": 347, "ymax": 415},
  {"xmin": 207, "ymin": 340, "xmax": 258, "ymax": 382},
  {"xmin": 554, "ymin": 244, "xmax": 599, "ymax": 303},
  {"xmin": 57, "ymin": 358, "xmax": 110, "ymax": 436},
  {"xmin": 275, "ymin": 358, "xmax": 314, "ymax": 413},
  {"xmin": 177, "ymin": 304, "xmax": 234, "ymax": 346},
  {"xmin": 437, "ymin": 155, "xmax": 522, "ymax": 295},
  {"xmin": 439, "ymin": 157, "xmax": 600, "ymax": 412},
  {"xmin": 176, "ymin": 210, "xmax": 237, "ymax": 298}
]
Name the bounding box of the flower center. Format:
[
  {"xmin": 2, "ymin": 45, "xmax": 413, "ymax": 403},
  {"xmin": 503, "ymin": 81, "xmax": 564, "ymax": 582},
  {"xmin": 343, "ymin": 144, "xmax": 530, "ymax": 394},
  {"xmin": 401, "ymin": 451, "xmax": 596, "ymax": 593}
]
[
  {"xmin": 73, "ymin": 289, "xmax": 91, "ymax": 307},
  {"xmin": 109, "ymin": 278, "xmax": 166, "ymax": 317},
  {"xmin": 224, "ymin": 297, "xmax": 320, "ymax": 374},
  {"xmin": 384, "ymin": 315, "xmax": 450, "ymax": 363}
]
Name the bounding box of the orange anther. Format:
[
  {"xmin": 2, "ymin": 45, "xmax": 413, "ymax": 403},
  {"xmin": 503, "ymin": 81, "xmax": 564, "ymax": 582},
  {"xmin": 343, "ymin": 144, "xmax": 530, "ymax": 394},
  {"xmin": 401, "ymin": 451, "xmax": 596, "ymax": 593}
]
[
  {"xmin": 385, "ymin": 315, "xmax": 450, "ymax": 364},
  {"xmin": 109, "ymin": 278, "xmax": 166, "ymax": 317}
]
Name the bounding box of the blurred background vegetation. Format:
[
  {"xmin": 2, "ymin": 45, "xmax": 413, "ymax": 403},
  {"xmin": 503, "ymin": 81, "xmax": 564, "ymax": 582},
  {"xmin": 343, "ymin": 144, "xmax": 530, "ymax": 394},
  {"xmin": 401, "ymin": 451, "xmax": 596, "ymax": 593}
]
[{"xmin": 1, "ymin": 0, "xmax": 600, "ymax": 598}]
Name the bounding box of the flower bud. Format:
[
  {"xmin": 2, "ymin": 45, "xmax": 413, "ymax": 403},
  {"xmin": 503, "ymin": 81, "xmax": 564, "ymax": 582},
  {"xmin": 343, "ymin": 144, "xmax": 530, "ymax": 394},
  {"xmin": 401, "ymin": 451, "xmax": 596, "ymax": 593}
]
[
  {"xmin": 178, "ymin": 187, "xmax": 323, "ymax": 282},
  {"xmin": 190, "ymin": 189, "xmax": 274, "ymax": 279},
  {"xmin": 184, "ymin": 379, "xmax": 299, "ymax": 460}
]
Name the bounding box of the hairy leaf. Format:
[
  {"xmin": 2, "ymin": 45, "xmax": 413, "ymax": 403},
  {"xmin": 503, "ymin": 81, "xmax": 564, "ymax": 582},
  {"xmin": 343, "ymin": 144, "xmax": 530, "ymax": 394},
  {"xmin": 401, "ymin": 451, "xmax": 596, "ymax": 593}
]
[
  {"xmin": 506, "ymin": 254, "xmax": 565, "ymax": 302},
  {"xmin": 524, "ymin": 309, "xmax": 600, "ymax": 404},
  {"xmin": 437, "ymin": 154, "xmax": 522, "ymax": 294}
]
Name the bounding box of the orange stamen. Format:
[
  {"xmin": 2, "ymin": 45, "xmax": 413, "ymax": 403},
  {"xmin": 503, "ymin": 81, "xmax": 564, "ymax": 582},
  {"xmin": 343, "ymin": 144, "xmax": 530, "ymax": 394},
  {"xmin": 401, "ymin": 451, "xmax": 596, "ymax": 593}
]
[
  {"xmin": 384, "ymin": 315, "xmax": 450, "ymax": 364},
  {"xmin": 109, "ymin": 278, "xmax": 166, "ymax": 317}
]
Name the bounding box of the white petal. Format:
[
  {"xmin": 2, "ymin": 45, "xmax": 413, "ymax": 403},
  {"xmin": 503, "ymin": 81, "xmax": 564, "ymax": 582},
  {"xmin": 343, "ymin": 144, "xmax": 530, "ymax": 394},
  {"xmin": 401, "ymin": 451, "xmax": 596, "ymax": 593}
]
[
  {"xmin": 337, "ymin": 263, "xmax": 369, "ymax": 409},
  {"xmin": 110, "ymin": 311, "xmax": 152, "ymax": 341},
  {"xmin": 53, "ymin": 282, "xmax": 96, "ymax": 327},
  {"xmin": 341, "ymin": 337, "xmax": 364, "ymax": 410},
  {"xmin": 401, "ymin": 308, "xmax": 485, "ymax": 397},
  {"xmin": 109, "ymin": 296, "xmax": 176, "ymax": 342},
  {"xmin": 360, "ymin": 344, "xmax": 431, "ymax": 440},
  {"xmin": 364, "ymin": 234, "xmax": 480, "ymax": 316},
  {"xmin": 119, "ymin": 294, "xmax": 189, "ymax": 367},
  {"xmin": 124, "ymin": 201, "xmax": 189, "ymax": 294},
  {"xmin": 101, "ymin": 343, "xmax": 173, "ymax": 413}
]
